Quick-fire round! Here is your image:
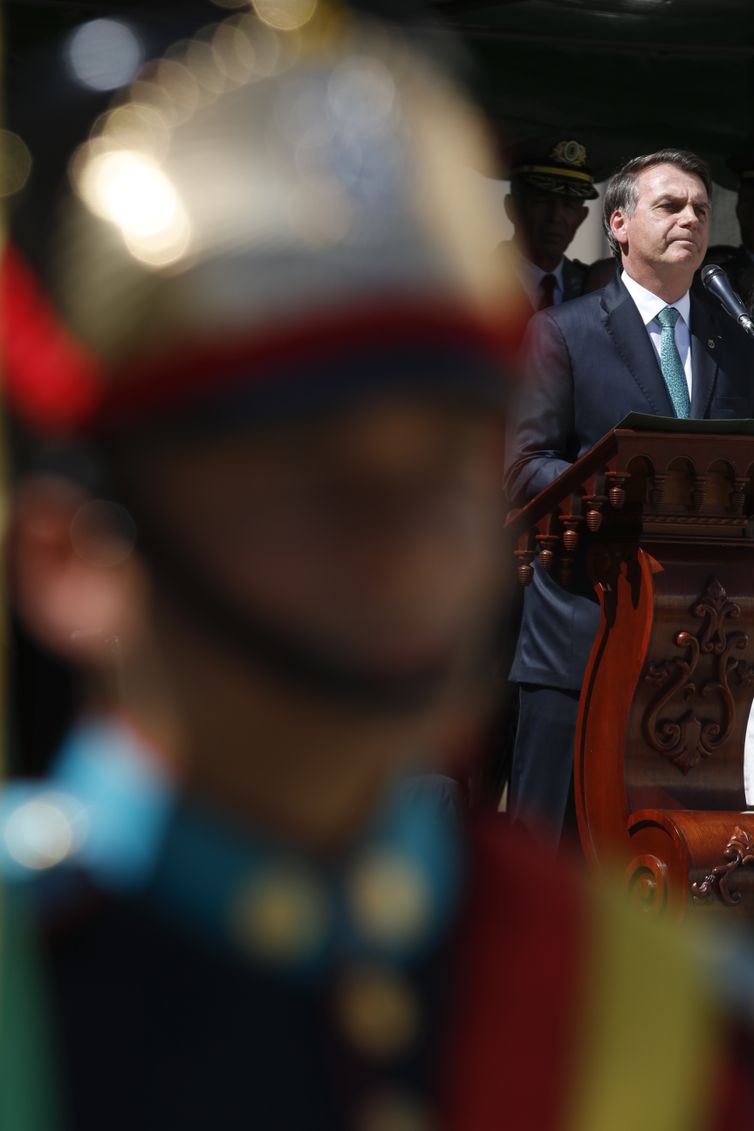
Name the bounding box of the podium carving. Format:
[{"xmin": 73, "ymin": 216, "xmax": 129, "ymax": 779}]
[{"xmin": 506, "ymin": 423, "xmax": 754, "ymax": 917}]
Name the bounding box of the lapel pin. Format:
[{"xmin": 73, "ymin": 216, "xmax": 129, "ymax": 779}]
[{"xmin": 707, "ymin": 338, "xmax": 716, "ymax": 349}]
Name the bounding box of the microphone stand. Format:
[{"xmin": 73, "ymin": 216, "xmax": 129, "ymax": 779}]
[{"xmin": 737, "ymin": 312, "xmax": 754, "ymax": 339}]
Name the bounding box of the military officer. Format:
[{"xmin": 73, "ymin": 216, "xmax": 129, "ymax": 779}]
[{"xmin": 497, "ymin": 137, "xmax": 600, "ymax": 317}]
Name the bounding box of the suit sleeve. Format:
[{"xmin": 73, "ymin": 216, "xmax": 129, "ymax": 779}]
[{"xmin": 504, "ymin": 310, "xmax": 576, "ymax": 506}]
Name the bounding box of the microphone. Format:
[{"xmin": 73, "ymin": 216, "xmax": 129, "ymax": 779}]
[{"xmin": 701, "ymin": 263, "xmax": 754, "ymax": 338}]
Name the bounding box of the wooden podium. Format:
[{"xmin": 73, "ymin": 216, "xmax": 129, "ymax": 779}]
[{"xmin": 507, "ymin": 416, "xmax": 754, "ymax": 918}]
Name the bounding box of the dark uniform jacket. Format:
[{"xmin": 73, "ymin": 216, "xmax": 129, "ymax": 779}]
[{"xmin": 495, "ymin": 241, "xmax": 591, "ymax": 320}]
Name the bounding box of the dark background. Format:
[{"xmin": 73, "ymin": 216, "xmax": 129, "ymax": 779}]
[{"xmin": 7, "ymin": 0, "xmax": 754, "ymax": 182}]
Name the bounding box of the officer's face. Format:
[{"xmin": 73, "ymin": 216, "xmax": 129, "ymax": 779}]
[
  {"xmin": 509, "ymin": 188, "xmax": 588, "ymax": 270},
  {"xmin": 127, "ymin": 396, "xmax": 506, "ymax": 701},
  {"xmin": 611, "ymin": 163, "xmax": 710, "ymax": 280}
]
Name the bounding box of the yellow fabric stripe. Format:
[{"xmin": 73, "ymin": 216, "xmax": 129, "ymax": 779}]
[
  {"xmin": 565, "ymin": 888, "xmax": 722, "ymax": 1131},
  {"xmin": 513, "ymin": 163, "xmax": 593, "ymax": 184}
]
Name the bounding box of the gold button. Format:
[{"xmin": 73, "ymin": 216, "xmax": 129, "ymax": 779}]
[
  {"xmin": 348, "ymin": 850, "xmax": 430, "ymax": 948},
  {"xmin": 337, "ymin": 965, "xmax": 419, "ymax": 1059},
  {"xmin": 230, "ymin": 866, "xmax": 329, "ymax": 962},
  {"xmin": 357, "ymin": 1088, "xmax": 432, "ymax": 1131}
]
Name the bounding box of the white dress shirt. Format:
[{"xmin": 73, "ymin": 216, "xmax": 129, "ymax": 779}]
[
  {"xmin": 517, "ymin": 256, "xmax": 566, "ymax": 308},
  {"xmin": 621, "ymin": 270, "xmax": 693, "ymax": 398}
]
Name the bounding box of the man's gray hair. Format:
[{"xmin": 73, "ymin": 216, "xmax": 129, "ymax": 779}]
[{"xmin": 602, "ymin": 149, "xmax": 712, "ymax": 260}]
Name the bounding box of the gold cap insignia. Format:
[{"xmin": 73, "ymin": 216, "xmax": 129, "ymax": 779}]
[{"xmin": 551, "ymin": 140, "xmax": 587, "ymax": 167}]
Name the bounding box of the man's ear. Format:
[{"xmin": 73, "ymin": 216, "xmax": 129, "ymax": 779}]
[
  {"xmin": 9, "ymin": 475, "xmax": 148, "ymax": 669},
  {"xmin": 609, "ymin": 208, "xmax": 629, "ymax": 251}
]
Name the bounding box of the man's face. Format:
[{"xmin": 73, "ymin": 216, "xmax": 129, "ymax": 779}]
[
  {"xmin": 508, "ymin": 187, "xmax": 588, "ymax": 270},
  {"xmin": 125, "ymin": 396, "xmax": 506, "ymax": 708},
  {"xmin": 613, "ymin": 163, "xmax": 710, "ymax": 279},
  {"xmin": 736, "ymin": 183, "xmax": 754, "ymax": 251}
]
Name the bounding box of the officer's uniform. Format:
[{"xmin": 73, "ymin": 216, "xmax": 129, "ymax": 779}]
[
  {"xmin": 1, "ymin": 724, "xmax": 753, "ymax": 1130},
  {"xmin": 1, "ymin": 719, "xmax": 464, "ymax": 1131},
  {"xmin": 495, "ymin": 138, "xmax": 601, "ymax": 323}
]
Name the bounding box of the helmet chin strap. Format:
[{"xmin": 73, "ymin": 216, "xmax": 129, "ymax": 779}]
[{"xmin": 130, "ymin": 510, "xmax": 466, "ymax": 716}]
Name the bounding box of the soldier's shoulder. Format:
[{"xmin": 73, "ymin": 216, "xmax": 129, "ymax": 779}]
[
  {"xmin": 565, "ymin": 255, "xmax": 589, "ymax": 274},
  {"xmin": 0, "ymin": 781, "xmax": 102, "ymax": 932},
  {"xmin": 704, "ymin": 244, "xmax": 742, "ymax": 267},
  {"xmin": 0, "ymin": 781, "xmax": 87, "ymax": 882},
  {"xmin": 0, "ymin": 775, "xmax": 153, "ymax": 941}
]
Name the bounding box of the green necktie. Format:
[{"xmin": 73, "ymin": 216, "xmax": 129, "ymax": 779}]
[{"xmin": 656, "ymin": 306, "xmax": 690, "ymax": 419}]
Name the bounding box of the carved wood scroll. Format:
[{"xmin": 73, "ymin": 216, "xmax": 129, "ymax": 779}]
[{"xmin": 643, "ymin": 578, "xmax": 754, "ymax": 774}]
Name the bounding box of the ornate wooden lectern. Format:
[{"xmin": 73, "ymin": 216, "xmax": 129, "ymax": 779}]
[{"xmin": 507, "ymin": 417, "xmax": 754, "ymax": 917}]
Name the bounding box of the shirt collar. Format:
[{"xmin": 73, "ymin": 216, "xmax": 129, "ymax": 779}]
[
  {"xmin": 621, "ymin": 269, "xmax": 691, "ymax": 328},
  {"xmin": 522, "ymin": 255, "xmax": 565, "ymax": 293}
]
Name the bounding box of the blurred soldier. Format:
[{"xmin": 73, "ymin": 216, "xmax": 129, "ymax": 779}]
[
  {"xmin": 0, "ymin": 12, "xmax": 752, "ymax": 1131},
  {"xmin": 704, "ymin": 152, "xmax": 754, "ymax": 312},
  {"xmin": 0, "ymin": 12, "xmax": 511, "ymax": 1130},
  {"xmin": 497, "ymin": 138, "xmax": 598, "ymax": 317}
]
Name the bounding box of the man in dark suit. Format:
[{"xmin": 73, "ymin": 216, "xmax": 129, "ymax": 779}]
[
  {"xmin": 505, "ymin": 148, "xmax": 754, "ymax": 843},
  {"xmin": 497, "ymin": 138, "xmax": 599, "ymax": 318}
]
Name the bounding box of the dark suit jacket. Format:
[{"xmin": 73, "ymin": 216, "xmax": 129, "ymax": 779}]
[
  {"xmin": 495, "ymin": 242, "xmax": 590, "ymax": 319},
  {"xmin": 506, "ymin": 272, "xmax": 754, "ymax": 690}
]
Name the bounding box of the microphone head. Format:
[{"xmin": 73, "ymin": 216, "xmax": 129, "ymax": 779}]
[
  {"xmin": 699, "ymin": 261, "xmax": 751, "ymax": 327},
  {"xmin": 701, "ymin": 263, "xmax": 724, "ymax": 289}
]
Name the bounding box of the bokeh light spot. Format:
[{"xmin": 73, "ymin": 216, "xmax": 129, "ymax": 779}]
[
  {"xmin": 4, "ymin": 794, "xmax": 87, "ymax": 871},
  {"xmin": 0, "ymin": 130, "xmax": 32, "ymax": 197},
  {"xmin": 76, "ymin": 149, "xmax": 191, "ymax": 268},
  {"xmin": 66, "ymin": 19, "xmax": 144, "ymax": 92},
  {"xmin": 252, "ymin": 0, "xmax": 317, "ymax": 33},
  {"xmin": 328, "ymin": 56, "xmax": 396, "ymax": 132}
]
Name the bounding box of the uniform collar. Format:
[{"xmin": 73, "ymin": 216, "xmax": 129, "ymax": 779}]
[
  {"xmin": 520, "ymin": 254, "xmax": 565, "ymax": 294},
  {"xmin": 3, "ymin": 716, "xmax": 463, "ymax": 977}
]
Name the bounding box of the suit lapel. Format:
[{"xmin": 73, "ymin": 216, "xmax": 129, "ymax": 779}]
[
  {"xmin": 689, "ymin": 296, "xmax": 719, "ymax": 418},
  {"xmin": 601, "ymin": 276, "xmax": 676, "ymax": 416}
]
